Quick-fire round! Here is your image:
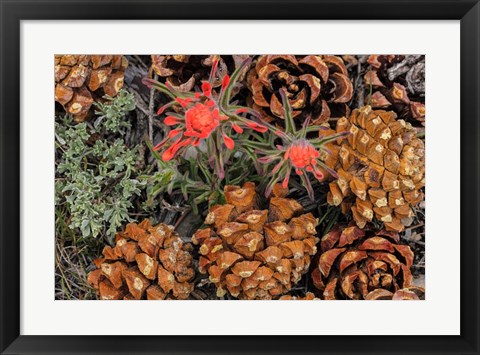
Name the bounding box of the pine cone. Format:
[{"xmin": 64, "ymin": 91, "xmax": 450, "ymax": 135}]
[
  {"xmin": 55, "ymin": 55, "xmax": 128, "ymax": 122},
  {"xmin": 151, "ymin": 55, "xmax": 251, "ymax": 92},
  {"xmin": 325, "ymin": 106, "xmax": 425, "ymax": 232},
  {"xmin": 247, "ymin": 55, "xmax": 353, "ymax": 128},
  {"xmin": 279, "ymin": 292, "xmax": 318, "ymax": 300},
  {"xmin": 87, "ymin": 220, "xmax": 195, "ymax": 300},
  {"xmin": 192, "ymin": 182, "xmax": 319, "ymax": 300},
  {"xmin": 364, "ymin": 55, "xmax": 425, "ymax": 126},
  {"xmin": 311, "ymin": 225, "xmax": 415, "ymax": 300},
  {"xmin": 365, "ymin": 286, "xmax": 425, "ymax": 300}
]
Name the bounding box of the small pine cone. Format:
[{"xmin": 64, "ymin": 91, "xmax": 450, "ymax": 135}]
[
  {"xmin": 325, "ymin": 106, "xmax": 425, "ymax": 232},
  {"xmin": 192, "ymin": 182, "xmax": 319, "ymax": 300},
  {"xmin": 364, "ymin": 55, "xmax": 425, "ymax": 126},
  {"xmin": 87, "ymin": 220, "xmax": 195, "ymax": 300},
  {"xmin": 311, "ymin": 225, "xmax": 416, "ymax": 300},
  {"xmin": 246, "ymin": 55, "xmax": 353, "ymax": 128},
  {"xmin": 55, "ymin": 55, "xmax": 128, "ymax": 122},
  {"xmin": 150, "ymin": 55, "xmax": 251, "ymax": 92}
]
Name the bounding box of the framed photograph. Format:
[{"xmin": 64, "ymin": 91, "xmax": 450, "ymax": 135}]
[{"xmin": 1, "ymin": 0, "xmax": 479, "ymax": 354}]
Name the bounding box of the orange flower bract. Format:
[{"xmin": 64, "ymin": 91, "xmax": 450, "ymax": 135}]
[{"xmin": 184, "ymin": 103, "xmax": 222, "ymax": 139}]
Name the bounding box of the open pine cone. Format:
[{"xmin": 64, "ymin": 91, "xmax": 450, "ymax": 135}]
[
  {"xmin": 151, "ymin": 55, "xmax": 251, "ymax": 92},
  {"xmin": 364, "ymin": 55, "xmax": 425, "ymax": 126},
  {"xmin": 55, "ymin": 55, "xmax": 128, "ymax": 122},
  {"xmin": 247, "ymin": 55, "xmax": 353, "ymax": 128},
  {"xmin": 365, "ymin": 286, "xmax": 425, "ymax": 300},
  {"xmin": 192, "ymin": 182, "xmax": 319, "ymax": 300},
  {"xmin": 325, "ymin": 106, "xmax": 425, "ymax": 232},
  {"xmin": 311, "ymin": 225, "xmax": 416, "ymax": 300},
  {"xmin": 87, "ymin": 220, "xmax": 195, "ymax": 300}
]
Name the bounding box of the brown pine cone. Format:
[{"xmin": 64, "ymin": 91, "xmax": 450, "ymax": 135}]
[
  {"xmin": 192, "ymin": 182, "xmax": 319, "ymax": 300},
  {"xmin": 150, "ymin": 55, "xmax": 251, "ymax": 92},
  {"xmin": 246, "ymin": 55, "xmax": 353, "ymax": 128},
  {"xmin": 279, "ymin": 292, "xmax": 318, "ymax": 300},
  {"xmin": 87, "ymin": 219, "xmax": 195, "ymax": 300},
  {"xmin": 365, "ymin": 286, "xmax": 425, "ymax": 300},
  {"xmin": 325, "ymin": 106, "xmax": 425, "ymax": 232},
  {"xmin": 55, "ymin": 55, "xmax": 128, "ymax": 122},
  {"xmin": 364, "ymin": 55, "xmax": 425, "ymax": 126},
  {"xmin": 311, "ymin": 225, "xmax": 416, "ymax": 300}
]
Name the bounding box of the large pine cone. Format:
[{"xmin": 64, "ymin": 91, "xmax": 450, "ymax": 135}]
[
  {"xmin": 87, "ymin": 220, "xmax": 195, "ymax": 300},
  {"xmin": 55, "ymin": 55, "xmax": 128, "ymax": 122},
  {"xmin": 192, "ymin": 182, "xmax": 319, "ymax": 300},
  {"xmin": 247, "ymin": 55, "xmax": 353, "ymax": 128},
  {"xmin": 311, "ymin": 225, "xmax": 415, "ymax": 300},
  {"xmin": 325, "ymin": 106, "xmax": 425, "ymax": 232},
  {"xmin": 364, "ymin": 55, "xmax": 425, "ymax": 126},
  {"xmin": 151, "ymin": 55, "xmax": 251, "ymax": 92}
]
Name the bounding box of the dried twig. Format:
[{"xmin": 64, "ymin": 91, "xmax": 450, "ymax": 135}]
[
  {"xmin": 147, "ymin": 73, "xmax": 158, "ymax": 142},
  {"xmin": 133, "ymin": 55, "xmax": 149, "ymax": 70},
  {"xmin": 127, "ymin": 88, "xmax": 150, "ymax": 117},
  {"xmin": 174, "ymin": 207, "xmax": 193, "ymax": 230}
]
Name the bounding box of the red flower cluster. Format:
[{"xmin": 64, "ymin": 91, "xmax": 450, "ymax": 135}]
[
  {"xmin": 145, "ymin": 58, "xmax": 268, "ymax": 165},
  {"xmin": 154, "ymin": 82, "xmax": 230, "ymax": 161},
  {"xmin": 285, "ymin": 140, "xmax": 324, "ymax": 180},
  {"xmin": 185, "ymin": 102, "xmax": 221, "ymax": 139},
  {"xmin": 249, "ymin": 89, "xmax": 346, "ymax": 200},
  {"xmin": 269, "ymin": 139, "xmax": 325, "ymax": 190}
]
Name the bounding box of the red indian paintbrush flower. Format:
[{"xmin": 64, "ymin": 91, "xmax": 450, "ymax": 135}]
[
  {"xmin": 246, "ymin": 89, "xmax": 349, "ymax": 200},
  {"xmin": 285, "ymin": 140, "xmax": 324, "ymax": 179},
  {"xmin": 143, "ymin": 57, "xmax": 267, "ymax": 178},
  {"xmin": 184, "ymin": 102, "xmax": 220, "ymax": 139}
]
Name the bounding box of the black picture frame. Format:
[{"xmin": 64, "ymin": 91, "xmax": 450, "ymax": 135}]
[{"xmin": 1, "ymin": 1, "xmax": 479, "ymax": 354}]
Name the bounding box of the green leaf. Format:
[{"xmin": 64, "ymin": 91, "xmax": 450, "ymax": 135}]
[
  {"xmin": 279, "ymin": 89, "xmax": 295, "ymax": 134},
  {"xmin": 221, "ymin": 57, "xmax": 252, "ymax": 108}
]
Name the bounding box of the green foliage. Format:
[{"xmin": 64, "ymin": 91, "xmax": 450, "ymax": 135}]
[
  {"xmin": 141, "ymin": 138, "xmax": 257, "ymax": 215},
  {"xmin": 55, "ymin": 204, "xmax": 101, "ymax": 300},
  {"xmin": 93, "ymin": 89, "xmax": 135, "ymax": 134},
  {"xmin": 55, "ymin": 91, "xmax": 144, "ymax": 241}
]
